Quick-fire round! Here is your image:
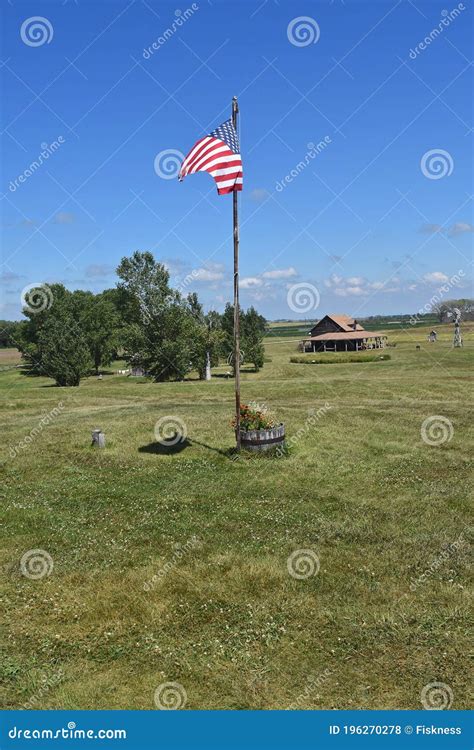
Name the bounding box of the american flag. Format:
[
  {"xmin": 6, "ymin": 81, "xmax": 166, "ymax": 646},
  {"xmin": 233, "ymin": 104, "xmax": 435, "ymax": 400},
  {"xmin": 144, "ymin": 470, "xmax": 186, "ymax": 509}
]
[{"xmin": 178, "ymin": 118, "xmax": 243, "ymax": 195}]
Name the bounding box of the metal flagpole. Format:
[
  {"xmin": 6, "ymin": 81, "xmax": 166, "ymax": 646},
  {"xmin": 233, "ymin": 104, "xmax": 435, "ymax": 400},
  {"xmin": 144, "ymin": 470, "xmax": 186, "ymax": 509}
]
[{"xmin": 232, "ymin": 96, "xmax": 241, "ymax": 449}]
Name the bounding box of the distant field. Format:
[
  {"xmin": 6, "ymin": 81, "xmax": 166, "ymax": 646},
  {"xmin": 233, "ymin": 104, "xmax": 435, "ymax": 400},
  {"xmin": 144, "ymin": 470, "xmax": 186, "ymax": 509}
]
[
  {"xmin": 1, "ymin": 324, "xmax": 472, "ymax": 710},
  {"xmin": 0, "ymin": 348, "xmax": 22, "ymax": 365},
  {"xmin": 267, "ymin": 316, "xmax": 440, "ymax": 336}
]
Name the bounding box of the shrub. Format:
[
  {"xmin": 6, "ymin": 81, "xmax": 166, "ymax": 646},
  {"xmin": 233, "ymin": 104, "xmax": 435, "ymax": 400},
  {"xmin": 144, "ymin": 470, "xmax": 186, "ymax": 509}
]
[{"xmin": 290, "ymin": 353, "xmax": 391, "ymax": 365}]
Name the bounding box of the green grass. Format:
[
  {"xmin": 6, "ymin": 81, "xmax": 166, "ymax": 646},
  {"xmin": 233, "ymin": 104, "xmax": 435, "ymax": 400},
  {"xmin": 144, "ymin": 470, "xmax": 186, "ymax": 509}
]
[{"xmin": 1, "ymin": 323, "xmax": 472, "ymax": 710}]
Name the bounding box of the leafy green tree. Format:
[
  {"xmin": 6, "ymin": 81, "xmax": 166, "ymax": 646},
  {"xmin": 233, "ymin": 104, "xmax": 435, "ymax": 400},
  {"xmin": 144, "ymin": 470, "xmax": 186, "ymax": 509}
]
[
  {"xmin": 79, "ymin": 293, "xmax": 120, "ymax": 373},
  {"xmin": 17, "ymin": 284, "xmax": 119, "ymax": 379},
  {"xmin": 16, "ymin": 283, "xmax": 71, "ymax": 375},
  {"xmin": 116, "ymin": 251, "xmax": 196, "ymax": 381},
  {"xmin": 39, "ymin": 316, "xmax": 91, "ymax": 386},
  {"xmin": 242, "ymin": 306, "xmax": 266, "ymax": 371},
  {"xmin": 220, "ymin": 303, "xmax": 267, "ymax": 372},
  {"xmin": 0, "ymin": 320, "xmax": 21, "ymax": 348},
  {"xmin": 187, "ymin": 297, "xmax": 224, "ymax": 379}
]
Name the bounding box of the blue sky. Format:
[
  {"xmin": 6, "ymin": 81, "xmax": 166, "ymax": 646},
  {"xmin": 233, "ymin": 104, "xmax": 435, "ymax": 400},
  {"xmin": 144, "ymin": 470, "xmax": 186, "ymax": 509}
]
[{"xmin": 1, "ymin": 0, "xmax": 473, "ymax": 320}]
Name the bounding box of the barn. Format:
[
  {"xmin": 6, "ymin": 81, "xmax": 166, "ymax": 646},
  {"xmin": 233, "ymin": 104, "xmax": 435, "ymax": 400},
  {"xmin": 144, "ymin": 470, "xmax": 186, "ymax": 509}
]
[{"xmin": 301, "ymin": 314, "xmax": 387, "ymax": 353}]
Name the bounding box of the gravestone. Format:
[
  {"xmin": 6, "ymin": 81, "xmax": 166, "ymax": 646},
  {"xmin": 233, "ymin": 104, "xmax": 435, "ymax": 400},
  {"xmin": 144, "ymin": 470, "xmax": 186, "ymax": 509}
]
[{"xmin": 91, "ymin": 429, "xmax": 105, "ymax": 448}]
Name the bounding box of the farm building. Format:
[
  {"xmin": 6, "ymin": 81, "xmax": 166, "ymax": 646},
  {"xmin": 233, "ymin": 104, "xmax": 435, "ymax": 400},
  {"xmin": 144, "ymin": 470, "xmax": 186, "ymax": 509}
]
[{"xmin": 301, "ymin": 314, "xmax": 387, "ymax": 352}]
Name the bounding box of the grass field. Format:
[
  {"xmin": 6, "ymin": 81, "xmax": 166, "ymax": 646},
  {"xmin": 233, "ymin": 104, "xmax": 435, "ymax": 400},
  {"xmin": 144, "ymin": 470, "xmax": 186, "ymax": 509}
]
[{"xmin": 1, "ymin": 323, "xmax": 472, "ymax": 711}]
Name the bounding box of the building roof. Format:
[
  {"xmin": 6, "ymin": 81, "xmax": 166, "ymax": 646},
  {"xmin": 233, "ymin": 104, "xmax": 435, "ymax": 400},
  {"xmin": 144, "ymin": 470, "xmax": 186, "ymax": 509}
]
[
  {"xmin": 313, "ymin": 314, "xmax": 365, "ymax": 332},
  {"xmin": 304, "ymin": 331, "xmax": 387, "ymax": 341}
]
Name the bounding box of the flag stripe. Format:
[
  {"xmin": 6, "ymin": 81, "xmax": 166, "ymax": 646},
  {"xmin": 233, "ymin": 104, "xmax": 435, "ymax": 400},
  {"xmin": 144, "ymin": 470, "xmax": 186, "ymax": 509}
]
[
  {"xmin": 179, "ymin": 118, "xmax": 243, "ymax": 195},
  {"xmin": 209, "ymin": 165, "xmax": 243, "ymax": 177},
  {"xmin": 183, "ymin": 140, "xmax": 222, "ymax": 173},
  {"xmin": 180, "ymin": 136, "xmax": 212, "ymax": 171},
  {"xmin": 197, "ymin": 152, "xmax": 239, "ymax": 172},
  {"xmin": 217, "ymin": 176, "xmax": 243, "ymax": 189},
  {"xmin": 188, "ymin": 145, "xmax": 230, "ymax": 173}
]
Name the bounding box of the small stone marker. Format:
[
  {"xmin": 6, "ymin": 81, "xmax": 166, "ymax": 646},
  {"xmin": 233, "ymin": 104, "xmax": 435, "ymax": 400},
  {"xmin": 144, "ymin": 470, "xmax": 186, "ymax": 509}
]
[{"xmin": 91, "ymin": 429, "xmax": 105, "ymax": 448}]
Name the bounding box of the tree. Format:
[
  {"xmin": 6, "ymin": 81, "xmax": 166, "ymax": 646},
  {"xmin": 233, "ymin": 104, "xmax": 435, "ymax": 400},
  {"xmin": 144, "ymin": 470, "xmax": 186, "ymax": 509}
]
[
  {"xmin": 187, "ymin": 298, "xmax": 224, "ymax": 379},
  {"xmin": 220, "ymin": 303, "xmax": 267, "ymax": 372},
  {"xmin": 17, "ymin": 284, "xmax": 119, "ymax": 380},
  {"xmin": 79, "ymin": 293, "xmax": 119, "ymax": 373},
  {"xmin": 242, "ymin": 306, "xmax": 267, "ymax": 371},
  {"xmin": 16, "ymin": 283, "xmax": 71, "ymax": 375},
  {"xmin": 116, "ymin": 251, "xmax": 196, "ymax": 381},
  {"xmin": 436, "ymin": 299, "xmax": 474, "ymax": 322},
  {"xmin": 39, "ymin": 317, "xmax": 91, "ymax": 386},
  {"xmin": 0, "ymin": 320, "xmax": 21, "ymax": 348}
]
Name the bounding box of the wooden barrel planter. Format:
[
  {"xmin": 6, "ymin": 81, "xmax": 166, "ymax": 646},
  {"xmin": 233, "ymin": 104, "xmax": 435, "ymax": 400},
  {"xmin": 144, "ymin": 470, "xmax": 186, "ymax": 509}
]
[{"xmin": 240, "ymin": 423, "xmax": 285, "ymax": 453}]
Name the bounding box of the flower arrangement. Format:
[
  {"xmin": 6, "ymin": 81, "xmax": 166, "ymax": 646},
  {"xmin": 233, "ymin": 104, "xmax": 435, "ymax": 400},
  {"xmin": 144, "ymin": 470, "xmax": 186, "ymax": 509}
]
[{"xmin": 231, "ymin": 402, "xmax": 276, "ymax": 432}]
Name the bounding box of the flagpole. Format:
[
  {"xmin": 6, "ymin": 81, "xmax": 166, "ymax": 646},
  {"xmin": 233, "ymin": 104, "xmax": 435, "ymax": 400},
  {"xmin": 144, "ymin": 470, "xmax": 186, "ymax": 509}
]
[{"xmin": 232, "ymin": 95, "xmax": 241, "ymax": 450}]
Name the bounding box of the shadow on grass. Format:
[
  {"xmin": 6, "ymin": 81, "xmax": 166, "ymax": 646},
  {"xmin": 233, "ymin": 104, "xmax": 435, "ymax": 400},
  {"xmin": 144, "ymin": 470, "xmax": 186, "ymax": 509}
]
[
  {"xmin": 139, "ymin": 437, "xmax": 191, "ymax": 455},
  {"xmin": 139, "ymin": 434, "xmax": 237, "ymax": 460},
  {"xmin": 211, "ymin": 368, "xmax": 257, "ymax": 379},
  {"xmin": 187, "ymin": 437, "xmax": 235, "ymax": 458}
]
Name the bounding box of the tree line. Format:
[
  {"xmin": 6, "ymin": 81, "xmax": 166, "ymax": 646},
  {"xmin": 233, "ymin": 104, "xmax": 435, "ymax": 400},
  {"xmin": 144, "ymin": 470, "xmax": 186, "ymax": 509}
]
[{"xmin": 13, "ymin": 251, "xmax": 267, "ymax": 386}]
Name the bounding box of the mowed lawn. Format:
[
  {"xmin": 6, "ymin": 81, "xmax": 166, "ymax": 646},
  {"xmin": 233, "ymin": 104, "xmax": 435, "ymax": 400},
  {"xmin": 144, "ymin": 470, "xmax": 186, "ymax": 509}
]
[{"xmin": 1, "ymin": 324, "xmax": 472, "ymax": 710}]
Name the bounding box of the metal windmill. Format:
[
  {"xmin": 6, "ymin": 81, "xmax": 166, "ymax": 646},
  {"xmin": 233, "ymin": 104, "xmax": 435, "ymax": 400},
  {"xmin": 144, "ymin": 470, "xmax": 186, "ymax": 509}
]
[{"xmin": 447, "ymin": 307, "xmax": 463, "ymax": 348}]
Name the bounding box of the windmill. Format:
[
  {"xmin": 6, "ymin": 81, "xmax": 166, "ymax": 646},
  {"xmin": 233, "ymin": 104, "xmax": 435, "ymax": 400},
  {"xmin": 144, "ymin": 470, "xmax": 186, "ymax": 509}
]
[{"xmin": 447, "ymin": 307, "xmax": 463, "ymax": 348}]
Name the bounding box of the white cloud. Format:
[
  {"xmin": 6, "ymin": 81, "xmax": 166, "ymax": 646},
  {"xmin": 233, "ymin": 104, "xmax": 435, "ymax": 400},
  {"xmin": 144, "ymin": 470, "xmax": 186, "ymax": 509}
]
[
  {"xmin": 325, "ymin": 274, "xmax": 343, "ymax": 288},
  {"xmin": 333, "ymin": 287, "xmax": 363, "ymax": 297},
  {"xmin": 262, "ymin": 267, "xmax": 297, "ymax": 279},
  {"xmin": 449, "ymin": 222, "xmax": 474, "ymax": 236},
  {"xmin": 240, "ymin": 277, "xmax": 263, "ymax": 289},
  {"xmin": 193, "ymin": 268, "xmax": 224, "ymax": 282},
  {"xmin": 324, "ymin": 274, "xmax": 408, "ymax": 297},
  {"xmin": 345, "ymin": 286, "xmax": 366, "ymax": 296},
  {"xmin": 423, "ymin": 271, "xmax": 449, "ymax": 284}
]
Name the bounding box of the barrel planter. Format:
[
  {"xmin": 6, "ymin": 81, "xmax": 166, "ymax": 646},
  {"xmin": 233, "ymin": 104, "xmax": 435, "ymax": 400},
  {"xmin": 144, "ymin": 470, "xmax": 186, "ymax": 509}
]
[{"xmin": 240, "ymin": 423, "xmax": 285, "ymax": 453}]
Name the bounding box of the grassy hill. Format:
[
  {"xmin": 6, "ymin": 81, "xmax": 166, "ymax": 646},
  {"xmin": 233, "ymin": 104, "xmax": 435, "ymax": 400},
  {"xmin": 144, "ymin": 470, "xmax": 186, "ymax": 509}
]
[{"xmin": 1, "ymin": 323, "xmax": 472, "ymax": 710}]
